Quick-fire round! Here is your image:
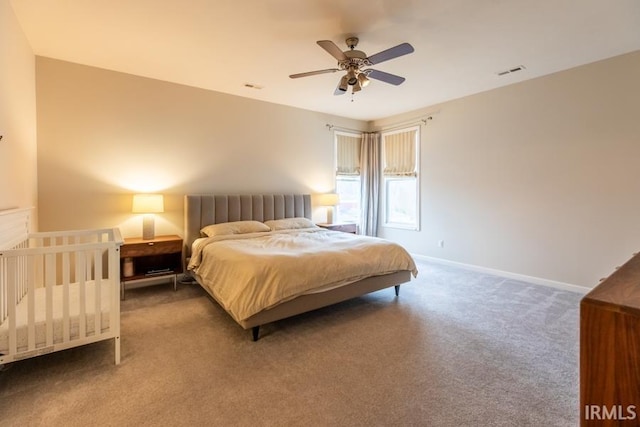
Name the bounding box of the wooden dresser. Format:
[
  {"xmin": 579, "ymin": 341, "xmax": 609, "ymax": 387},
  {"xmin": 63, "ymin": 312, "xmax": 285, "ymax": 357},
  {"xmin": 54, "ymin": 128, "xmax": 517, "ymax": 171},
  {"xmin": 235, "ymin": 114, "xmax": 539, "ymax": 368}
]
[{"xmin": 580, "ymin": 251, "xmax": 640, "ymax": 425}]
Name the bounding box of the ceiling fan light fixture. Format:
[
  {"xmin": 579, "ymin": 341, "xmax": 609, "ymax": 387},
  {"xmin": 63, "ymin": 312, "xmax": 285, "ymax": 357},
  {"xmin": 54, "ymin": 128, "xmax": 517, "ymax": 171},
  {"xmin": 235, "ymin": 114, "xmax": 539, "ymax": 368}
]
[
  {"xmin": 352, "ymin": 80, "xmax": 362, "ymax": 93},
  {"xmin": 338, "ymin": 75, "xmax": 349, "ymax": 92},
  {"xmin": 346, "ymin": 69, "xmax": 358, "ymax": 86},
  {"xmin": 357, "ymin": 72, "xmax": 370, "ymax": 88}
]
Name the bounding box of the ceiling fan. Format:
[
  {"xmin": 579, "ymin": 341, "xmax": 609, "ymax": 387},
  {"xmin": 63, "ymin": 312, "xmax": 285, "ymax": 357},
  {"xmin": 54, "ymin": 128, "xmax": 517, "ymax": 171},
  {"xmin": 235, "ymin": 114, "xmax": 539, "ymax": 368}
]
[{"xmin": 289, "ymin": 37, "xmax": 414, "ymax": 95}]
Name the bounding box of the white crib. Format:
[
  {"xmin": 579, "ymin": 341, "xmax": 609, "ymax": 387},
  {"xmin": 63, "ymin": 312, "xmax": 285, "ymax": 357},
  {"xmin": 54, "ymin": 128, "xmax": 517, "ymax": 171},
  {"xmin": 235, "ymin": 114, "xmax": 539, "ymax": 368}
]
[{"xmin": 0, "ymin": 208, "xmax": 123, "ymax": 365}]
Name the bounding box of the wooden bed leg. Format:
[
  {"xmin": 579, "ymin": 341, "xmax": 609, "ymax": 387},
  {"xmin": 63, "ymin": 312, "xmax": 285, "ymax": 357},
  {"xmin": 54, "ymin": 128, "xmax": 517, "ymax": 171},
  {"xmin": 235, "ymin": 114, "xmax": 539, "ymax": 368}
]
[
  {"xmin": 252, "ymin": 326, "xmax": 260, "ymax": 342},
  {"xmin": 394, "ymin": 285, "xmax": 400, "ymax": 296}
]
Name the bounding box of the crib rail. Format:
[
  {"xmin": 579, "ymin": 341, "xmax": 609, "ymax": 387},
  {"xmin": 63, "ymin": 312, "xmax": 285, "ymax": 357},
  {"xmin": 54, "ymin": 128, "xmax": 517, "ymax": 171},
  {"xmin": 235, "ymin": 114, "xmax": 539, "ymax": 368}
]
[
  {"xmin": 0, "ymin": 208, "xmax": 31, "ymax": 324},
  {"xmin": 0, "ymin": 209, "xmax": 122, "ymax": 365}
]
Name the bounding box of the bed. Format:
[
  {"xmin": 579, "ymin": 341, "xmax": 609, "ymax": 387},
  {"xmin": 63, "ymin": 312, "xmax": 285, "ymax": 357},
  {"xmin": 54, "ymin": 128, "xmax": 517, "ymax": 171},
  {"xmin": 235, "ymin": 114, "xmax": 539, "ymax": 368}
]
[
  {"xmin": 0, "ymin": 208, "xmax": 122, "ymax": 365},
  {"xmin": 184, "ymin": 194, "xmax": 417, "ymax": 340}
]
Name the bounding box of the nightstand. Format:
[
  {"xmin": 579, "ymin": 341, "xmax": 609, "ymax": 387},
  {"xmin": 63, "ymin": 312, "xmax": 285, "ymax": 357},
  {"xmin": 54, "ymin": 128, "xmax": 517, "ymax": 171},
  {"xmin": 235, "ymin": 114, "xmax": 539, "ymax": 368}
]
[
  {"xmin": 316, "ymin": 223, "xmax": 357, "ymax": 234},
  {"xmin": 120, "ymin": 235, "xmax": 183, "ymax": 299}
]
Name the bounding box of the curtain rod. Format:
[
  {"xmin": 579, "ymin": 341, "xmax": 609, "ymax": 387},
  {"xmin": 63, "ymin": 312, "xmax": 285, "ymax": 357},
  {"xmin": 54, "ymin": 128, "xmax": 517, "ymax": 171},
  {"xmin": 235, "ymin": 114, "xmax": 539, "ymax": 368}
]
[
  {"xmin": 379, "ymin": 114, "xmax": 435, "ymax": 133},
  {"xmin": 325, "ymin": 124, "xmax": 366, "ymax": 133},
  {"xmin": 327, "ymin": 110, "xmax": 439, "ymax": 134}
]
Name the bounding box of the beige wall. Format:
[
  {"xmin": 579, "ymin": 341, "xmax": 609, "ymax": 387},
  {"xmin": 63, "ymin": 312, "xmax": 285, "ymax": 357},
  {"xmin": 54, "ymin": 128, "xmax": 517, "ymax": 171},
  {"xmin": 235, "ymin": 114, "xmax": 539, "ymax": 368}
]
[
  {"xmin": 0, "ymin": 1, "xmax": 37, "ymax": 215},
  {"xmin": 373, "ymin": 50, "xmax": 640, "ymax": 288},
  {"xmin": 34, "ymin": 48, "xmax": 640, "ymax": 288},
  {"xmin": 35, "ymin": 57, "xmax": 365, "ymax": 238}
]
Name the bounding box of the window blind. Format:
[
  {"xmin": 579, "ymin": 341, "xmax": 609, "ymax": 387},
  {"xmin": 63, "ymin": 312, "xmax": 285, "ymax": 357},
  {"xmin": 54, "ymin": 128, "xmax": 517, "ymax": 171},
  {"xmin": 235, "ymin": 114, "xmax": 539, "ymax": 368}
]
[
  {"xmin": 336, "ymin": 133, "xmax": 362, "ymax": 176},
  {"xmin": 383, "ymin": 129, "xmax": 417, "ymax": 177}
]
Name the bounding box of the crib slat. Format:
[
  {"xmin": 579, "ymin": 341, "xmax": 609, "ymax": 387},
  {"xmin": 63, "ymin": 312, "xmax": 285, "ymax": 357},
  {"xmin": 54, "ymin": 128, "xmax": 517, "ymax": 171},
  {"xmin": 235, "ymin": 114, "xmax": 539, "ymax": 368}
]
[
  {"xmin": 1, "ymin": 257, "xmax": 6, "ymax": 322},
  {"xmin": 77, "ymin": 251, "xmax": 87, "ymax": 339},
  {"xmin": 94, "ymin": 249, "xmax": 102, "ymax": 334},
  {"xmin": 19, "ymin": 243, "xmax": 26, "ymax": 299},
  {"xmin": 45, "ymin": 252, "xmax": 55, "ymax": 347},
  {"xmin": 6, "ymin": 257, "xmax": 17, "ymax": 357},
  {"xmin": 62, "ymin": 250, "xmax": 70, "ymax": 342},
  {"xmin": 27, "ymin": 254, "xmax": 37, "ymax": 351}
]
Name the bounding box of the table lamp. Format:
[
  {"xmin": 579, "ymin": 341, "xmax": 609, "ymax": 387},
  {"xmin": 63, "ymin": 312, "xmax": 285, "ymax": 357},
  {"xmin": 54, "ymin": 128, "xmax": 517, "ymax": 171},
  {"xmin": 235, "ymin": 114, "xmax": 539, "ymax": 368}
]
[
  {"xmin": 316, "ymin": 193, "xmax": 340, "ymax": 224},
  {"xmin": 132, "ymin": 194, "xmax": 164, "ymax": 240}
]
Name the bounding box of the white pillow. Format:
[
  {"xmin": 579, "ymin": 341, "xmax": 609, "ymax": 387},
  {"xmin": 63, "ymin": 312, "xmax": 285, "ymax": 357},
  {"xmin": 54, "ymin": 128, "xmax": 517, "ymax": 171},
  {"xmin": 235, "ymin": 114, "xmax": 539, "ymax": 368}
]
[
  {"xmin": 264, "ymin": 217, "xmax": 318, "ymax": 231},
  {"xmin": 200, "ymin": 220, "xmax": 270, "ymax": 237}
]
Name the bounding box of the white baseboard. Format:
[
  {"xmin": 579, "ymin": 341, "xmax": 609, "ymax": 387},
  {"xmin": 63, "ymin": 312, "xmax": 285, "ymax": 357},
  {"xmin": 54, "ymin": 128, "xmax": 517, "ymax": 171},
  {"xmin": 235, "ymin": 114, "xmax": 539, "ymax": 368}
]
[{"xmin": 411, "ymin": 253, "xmax": 591, "ymax": 294}]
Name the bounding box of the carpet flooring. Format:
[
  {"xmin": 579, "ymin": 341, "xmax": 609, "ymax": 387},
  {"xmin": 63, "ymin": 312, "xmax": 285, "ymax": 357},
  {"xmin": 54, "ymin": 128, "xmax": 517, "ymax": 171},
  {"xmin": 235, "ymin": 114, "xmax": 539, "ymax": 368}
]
[{"xmin": 0, "ymin": 258, "xmax": 582, "ymax": 426}]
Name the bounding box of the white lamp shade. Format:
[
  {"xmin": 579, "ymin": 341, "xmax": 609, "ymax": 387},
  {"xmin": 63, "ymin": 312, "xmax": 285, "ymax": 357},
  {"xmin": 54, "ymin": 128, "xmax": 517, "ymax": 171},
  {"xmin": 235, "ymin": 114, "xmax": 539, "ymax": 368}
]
[
  {"xmin": 315, "ymin": 193, "xmax": 340, "ymax": 207},
  {"xmin": 132, "ymin": 194, "xmax": 164, "ymax": 213}
]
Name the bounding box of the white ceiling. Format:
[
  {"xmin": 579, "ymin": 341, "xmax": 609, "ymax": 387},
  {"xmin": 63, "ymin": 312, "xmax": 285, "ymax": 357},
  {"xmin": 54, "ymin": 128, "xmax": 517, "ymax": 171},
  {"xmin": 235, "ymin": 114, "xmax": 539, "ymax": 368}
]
[{"xmin": 10, "ymin": 0, "xmax": 640, "ymax": 121}]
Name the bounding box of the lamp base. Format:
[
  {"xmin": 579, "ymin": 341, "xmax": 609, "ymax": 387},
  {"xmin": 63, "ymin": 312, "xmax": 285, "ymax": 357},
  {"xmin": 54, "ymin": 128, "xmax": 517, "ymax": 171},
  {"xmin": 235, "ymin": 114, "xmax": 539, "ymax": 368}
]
[
  {"xmin": 142, "ymin": 214, "xmax": 155, "ymax": 240},
  {"xmin": 326, "ymin": 207, "xmax": 334, "ymax": 224}
]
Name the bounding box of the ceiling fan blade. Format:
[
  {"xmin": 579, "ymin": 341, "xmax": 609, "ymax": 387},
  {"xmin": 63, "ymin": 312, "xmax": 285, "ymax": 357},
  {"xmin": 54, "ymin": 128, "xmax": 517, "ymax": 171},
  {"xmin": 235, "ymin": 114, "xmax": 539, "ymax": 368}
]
[
  {"xmin": 366, "ymin": 43, "xmax": 414, "ymax": 65},
  {"xmin": 289, "ymin": 68, "xmax": 340, "ymax": 79},
  {"xmin": 367, "ymin": 69, "xmax": 406, "ymax": 86},
  {"xmin": 334, "ymin": 85, "xmax": 346, "ymax": 96},
  {"xmin": 317, "ymin": 40, "xmax": 348, "ymax": 61}
]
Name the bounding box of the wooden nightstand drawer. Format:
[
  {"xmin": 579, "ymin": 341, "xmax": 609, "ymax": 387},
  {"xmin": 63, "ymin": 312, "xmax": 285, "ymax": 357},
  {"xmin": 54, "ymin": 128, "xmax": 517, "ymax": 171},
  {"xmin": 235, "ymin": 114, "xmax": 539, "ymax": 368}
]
[
  {"xmin": 316, "ymin": 223, "xmax": 357, "ymax": 234},
  {"xmin": 120, "ymin": 238, "xmax": 182, "ymax": 258}
]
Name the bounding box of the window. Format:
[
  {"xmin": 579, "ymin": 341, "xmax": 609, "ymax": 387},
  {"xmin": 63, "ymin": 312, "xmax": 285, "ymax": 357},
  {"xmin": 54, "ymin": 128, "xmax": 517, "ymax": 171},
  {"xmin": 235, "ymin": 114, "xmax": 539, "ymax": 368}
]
[
  {"xmin": 382, "ymin": 126, "xmax": 419, "ymax": 230},
  {"xmin": 335, "ymin": 131, "xmax": 362, "ymax": 224}
]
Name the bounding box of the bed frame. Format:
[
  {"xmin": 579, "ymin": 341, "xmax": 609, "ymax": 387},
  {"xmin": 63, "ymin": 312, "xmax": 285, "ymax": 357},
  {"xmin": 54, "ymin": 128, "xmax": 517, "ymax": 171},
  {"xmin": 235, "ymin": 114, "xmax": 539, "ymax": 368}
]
[
  {"xmin": 184, "ymin": 194, "xmax": 411, "ymax": 340},
  {"xmin": 0, "ymin": 208, "xmax": 123, "ymax": 365}
]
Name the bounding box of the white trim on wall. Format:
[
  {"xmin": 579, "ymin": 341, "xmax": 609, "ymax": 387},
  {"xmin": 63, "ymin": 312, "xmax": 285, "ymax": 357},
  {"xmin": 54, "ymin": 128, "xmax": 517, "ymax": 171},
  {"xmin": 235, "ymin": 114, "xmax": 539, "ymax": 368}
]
[{"xmin": 411, "ymin": 253, "xmax": 591, "ymax": 294}]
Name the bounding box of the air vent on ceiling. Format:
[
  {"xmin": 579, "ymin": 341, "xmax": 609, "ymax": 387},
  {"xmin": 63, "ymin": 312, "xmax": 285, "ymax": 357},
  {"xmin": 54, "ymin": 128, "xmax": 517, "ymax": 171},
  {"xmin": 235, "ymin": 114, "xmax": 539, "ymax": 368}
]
[{"xmin": 496, "ymin": 65, "xmax": 526, "ymax": 76}]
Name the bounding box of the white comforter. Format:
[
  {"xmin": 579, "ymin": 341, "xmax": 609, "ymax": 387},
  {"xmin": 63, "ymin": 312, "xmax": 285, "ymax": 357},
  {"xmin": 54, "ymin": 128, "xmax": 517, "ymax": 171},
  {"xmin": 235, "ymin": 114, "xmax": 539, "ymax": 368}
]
[{"xmin": 188, "ymin": 228, "xmax": 417, "ymax": 322}]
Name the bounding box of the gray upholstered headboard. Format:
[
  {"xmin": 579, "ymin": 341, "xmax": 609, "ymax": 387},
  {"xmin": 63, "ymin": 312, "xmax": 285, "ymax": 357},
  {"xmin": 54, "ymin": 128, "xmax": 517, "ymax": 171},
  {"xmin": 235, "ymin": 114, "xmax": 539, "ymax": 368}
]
[{"xmin": 183, "ymin": 194, "xmax": 312, "ymax": 263}]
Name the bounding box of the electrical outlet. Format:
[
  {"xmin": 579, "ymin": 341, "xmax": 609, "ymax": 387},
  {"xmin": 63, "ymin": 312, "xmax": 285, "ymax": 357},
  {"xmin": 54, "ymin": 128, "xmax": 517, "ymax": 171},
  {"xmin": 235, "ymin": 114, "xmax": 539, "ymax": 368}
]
[{"xmin": 438, "ymin": 240, "xmax": 444, "ymax": 248}]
